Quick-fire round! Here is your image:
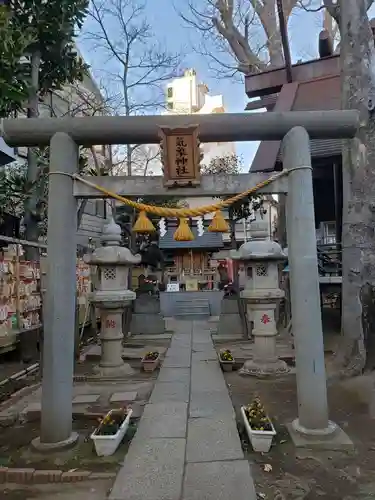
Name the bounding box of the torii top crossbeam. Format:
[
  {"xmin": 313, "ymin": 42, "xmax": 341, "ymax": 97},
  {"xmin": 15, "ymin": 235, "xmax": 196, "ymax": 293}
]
[{"xmin": 0, "ymin": 110, "xmax": 359, "ymax": 147}]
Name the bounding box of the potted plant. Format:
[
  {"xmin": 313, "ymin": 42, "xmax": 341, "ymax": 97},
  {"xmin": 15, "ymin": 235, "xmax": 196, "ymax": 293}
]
[
  {"xmin": 141, "ymin": 351, "xmax": 160, "ymax": 372},
  {"xmin": 241, "ymin": 397, "xmax": 276, "ymax": 452},
  {"xmin": 219, "ymin": 349, "xmax": 234, "ymax": 372},
  {"xmin": 91, "ymin": 406, "xmax": 133, "ymax": 457}
]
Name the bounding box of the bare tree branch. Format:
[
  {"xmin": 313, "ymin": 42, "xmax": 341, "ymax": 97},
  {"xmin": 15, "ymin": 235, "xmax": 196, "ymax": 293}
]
[
  {"xmin": 84, "ymin": 0, "xmax": 181, "ymax": 175},
  {"xmin": 177, "ymin": 0, "xmax": 299, "ymax": 78}
]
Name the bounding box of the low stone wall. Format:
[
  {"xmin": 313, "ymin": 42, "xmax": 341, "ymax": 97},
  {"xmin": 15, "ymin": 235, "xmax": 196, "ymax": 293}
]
[
  {"xmin": 130, "ymin": 295, "xmax": 165, "ymax": 335},
  {"xmin": 216, "ymin": 297, "xmax": 243, "ymax": 336},
  {"xmin": 159, "ymin": 291, "xmax": 224, "ymax": 317}
]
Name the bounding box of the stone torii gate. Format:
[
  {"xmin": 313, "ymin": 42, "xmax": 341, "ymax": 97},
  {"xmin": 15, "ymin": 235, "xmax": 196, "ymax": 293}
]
[{"xmin": 1, "ymin": 110, "xmax": 358, "ymax": 449}]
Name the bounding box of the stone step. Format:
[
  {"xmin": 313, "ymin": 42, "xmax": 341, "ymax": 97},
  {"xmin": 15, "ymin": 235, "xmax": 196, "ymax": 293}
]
[
  {"xmin": 174, "ymin": 313, "xmax": 210, "ymax": 320},
  {"xmin": 175, "ymin": 298, "xmax": 210, "ymax": 304},
  {"xmin": 176, "ymin": 305, "xmax": 210, "ymax": 311},
  {"xmin": 175, "ymin": 310, "xmax": 210, "ymax": 317},
  {"xmin": 174, "ymin": 298, "xmax": 211, "ymax": 319}
]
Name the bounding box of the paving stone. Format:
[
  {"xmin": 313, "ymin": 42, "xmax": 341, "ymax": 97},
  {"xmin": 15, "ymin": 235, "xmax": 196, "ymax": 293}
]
[
  {"xmin": 158, "ymin": 367, "xmax": 190, "ymax": 383},
  {"xmin": 72, "ymin": 394, "xmax": 100, "ymax": 404},
  {"xmin": 150, "ymin": 381, "xmax": 190, "ymax": 404},
  {"xmin": 193, "ymin": 332, "xmax": 211, "ymax": 339},
  {"xmin": 131, "ymin": 334, "xmax": 173, "ymax": 341},
  {"xmin": 165, "ymin": 347, "xmax": 190, "ymax": 357},
  {"xmin": 135, "ymin": 402, "xmax": 188, "ymax": 438},
  {"xmin": 191, "ymin": 351, "xmax": 217, "ymax": 362},
  {"xmin": 189, "ymin": 391, "xmax": 235, "ymax": 418},
  {"xmin": 170, "ymin": 340, "xmax": 192, "ymax": 349},
  {"xmin": 109, "ymin": 392, "xmax": 137, "ymax": 403},
  {"xmin": 186, "ymin": 417, "xmax": 244, "ymax": 462},
  {"xmin": 84, "ymin": 345, "xmax": 101, "ymax": 360},
  {"xmin": 172, "ymin": 332, "xmax": 192, "ymax": 339},
  {"xmin": 109, "ymin": 438, "xmax": 185, "ymax": 500},
  {"xmin": 212, "ymin": 334, "xmax": 243, "ymax": 342},
  {"xmin": 22, "ymin": 402, "xmax": 41, "ymax": 413},
  {"xmin": 171, "ymin": 334, "xmax": 192, "ymax": 343},
  {"xmin": 191, "ymin": 364, "xmax": 227, "ymax": 393},
  {"xmin": 183, "ymin": 460, "xmax": 257, "ymax": 500},
  {"xmin": 163, "ymin": 355, "xmax": 191, "ymax": 368},
  {"xmin": 192, "ymin": 341, "xmax": 214, "ymax": 351}
]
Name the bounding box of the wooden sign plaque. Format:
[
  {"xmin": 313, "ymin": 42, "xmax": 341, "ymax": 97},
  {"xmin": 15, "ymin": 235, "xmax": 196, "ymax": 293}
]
[{"xmin": 159, "ymin": 125, "xmax": 201, "ymax": 188}]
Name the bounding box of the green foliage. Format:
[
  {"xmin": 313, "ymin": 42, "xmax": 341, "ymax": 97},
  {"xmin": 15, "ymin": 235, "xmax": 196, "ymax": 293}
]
[
  {"xmin": 0, "ymin": 0, "xmax": 89, "ymax": 117},
  {"xmin": 201, "ymin": 153, "xmax": 242, "ymax": 175},
  {"xmin": 9, "ymin": 0, "xmax": 89, "ymax": 93},
  {"xmin": 0, "ymin": 6, "xmax": 35, "ymax": 117},
  {"xmin": 0, "ymin": 162, "xmax": 28, "ymax": 216},
  {"xmin": 0, "ymin": 146, "xmax": 102, "ymax": 235},
  {"xmin": 202, "ymin": 153, "xmax": 261, "ymax": 223}
]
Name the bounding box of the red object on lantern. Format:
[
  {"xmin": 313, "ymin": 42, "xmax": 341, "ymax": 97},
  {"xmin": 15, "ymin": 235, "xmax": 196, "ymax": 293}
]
[{"xmin": 260, "ymin": 314, "xmax": 270, "ymax": 325}]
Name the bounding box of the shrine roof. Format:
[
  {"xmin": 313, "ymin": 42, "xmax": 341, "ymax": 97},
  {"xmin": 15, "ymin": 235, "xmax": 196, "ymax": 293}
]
[
  {"xmin": 159, "ymin": 226, "xmax": 224, "ymax": 250},
  {"xmin": 249, "ymin": 74, "xmax": 341, "ymax": 173}
]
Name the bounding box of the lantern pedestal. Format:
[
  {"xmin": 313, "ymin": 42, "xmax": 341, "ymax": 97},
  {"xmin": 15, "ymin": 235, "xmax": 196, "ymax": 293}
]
[
  {"xmin": 91, "ymin": 292, "xmax": 136, "ymax": 377},
  {"xmin": 240, "ymin": 294, "xmax": 288, "ymax": 377}
]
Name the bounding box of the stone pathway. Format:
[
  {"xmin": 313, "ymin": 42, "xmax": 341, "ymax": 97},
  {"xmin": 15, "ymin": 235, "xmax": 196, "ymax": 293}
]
[
  {"xmin": 109, "ymin": 320, "xmax": 256, "ymax": 500},
  {"xmin": 0, "ymin": 379, "xmax": 155, "ymax": 423}
]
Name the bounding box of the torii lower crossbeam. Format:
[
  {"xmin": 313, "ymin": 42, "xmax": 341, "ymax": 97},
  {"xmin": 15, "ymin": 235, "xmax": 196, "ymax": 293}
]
[{"xmin": 73, "ymin": 173, "xmax": 289, "ymax": 198}]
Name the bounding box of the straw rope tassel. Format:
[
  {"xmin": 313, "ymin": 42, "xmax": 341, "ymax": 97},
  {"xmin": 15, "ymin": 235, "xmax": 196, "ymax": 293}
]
[
  {"xmin": 174, "ymin": 218, "xmax": 194, "ymax": 241},
  {"xmin": 208, "ymin": 210, "xmax": 229, "ymax": 233},
  {"xmin": 132, "ymin": 211, "xmax": 156, "ymax": 233}
]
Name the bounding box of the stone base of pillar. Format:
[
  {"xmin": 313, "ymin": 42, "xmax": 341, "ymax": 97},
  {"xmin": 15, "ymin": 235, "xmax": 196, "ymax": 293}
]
[
  {"xmin": 93, "ymin": 362, "xmax": 134, "ymax": 377},
  {"xmin": 239, "ymin": 357, "xmax": 289, "ymax": 378},
  {"xmin": 31, "ymin": 432, "xmax": 79, "ymax": 452},
  {"xmin": 287, "ymin": 419, "xmax": 353, "ymax": 449}
]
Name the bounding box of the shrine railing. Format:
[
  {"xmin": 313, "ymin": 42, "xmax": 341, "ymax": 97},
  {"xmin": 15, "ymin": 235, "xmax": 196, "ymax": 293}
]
[{"xmin": 317, "ymin": 243, "xmax": 342, "ymax": 277}]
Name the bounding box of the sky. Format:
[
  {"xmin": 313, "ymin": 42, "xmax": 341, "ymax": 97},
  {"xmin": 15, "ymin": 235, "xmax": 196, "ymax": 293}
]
[{"xmin": 79, "ymin": 0, "xmax": 333, "ymax": 172}]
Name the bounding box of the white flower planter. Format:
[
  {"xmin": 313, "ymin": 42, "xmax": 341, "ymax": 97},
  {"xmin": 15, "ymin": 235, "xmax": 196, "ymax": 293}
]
[
  {"xmin": 141, "ymin": 354, "xmax": 160, "ymax": 372},
  {"xmin": 220, "ymin": 360, "xmax": 234, "ymax": 372},
  {"xmin": 240, "ymin": 406, "xmax": 276, "ymax": 453},
  {"xmin": 91, "ymin": 408, "xmax": 133, "ymax": 457}
]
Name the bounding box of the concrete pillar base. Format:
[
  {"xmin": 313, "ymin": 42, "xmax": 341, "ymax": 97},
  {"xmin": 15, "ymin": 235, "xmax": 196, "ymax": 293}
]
[
  {"xmin": 31, "ymin": 432, "xmax": 79, "ymax": 452},
  {"xmin": 287, "ymin": 419, "xmax": 353, "ymax": 450},
  {"xmin": 93, "ymin": 362, "xmax": 134, "ymax": 377},
  {"xmin": 239, "ymin": 358, "xmax": 289, "ymax": 378}
]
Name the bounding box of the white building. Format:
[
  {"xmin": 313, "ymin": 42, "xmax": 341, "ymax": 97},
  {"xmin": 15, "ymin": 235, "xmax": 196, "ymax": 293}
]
[
  {"xmin": 166, "ymin": 69, "xmax": 208, "ymax": 114},
  {"xmin": 141, "ymin": 69, "xmax": 236, "ymax": 177},
  {"xmin": 164, "ymin": 69, "xmax": 235, "ymax": 168}
]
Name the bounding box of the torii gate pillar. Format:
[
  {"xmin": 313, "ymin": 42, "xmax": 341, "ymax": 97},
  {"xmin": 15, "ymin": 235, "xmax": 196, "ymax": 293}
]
[
  {"xmin": 283, "ymin": 127, "xmax": 352, "ymax": 447},
  {"xmin": 32, "ymin": 132, "xmax": 79, "ymax": 450}
]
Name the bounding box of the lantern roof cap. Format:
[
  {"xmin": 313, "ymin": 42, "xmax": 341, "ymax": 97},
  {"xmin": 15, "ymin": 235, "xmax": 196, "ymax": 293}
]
[{"xmin": 231, "ymin": 220, "xmax": 285, "ymax": 261}]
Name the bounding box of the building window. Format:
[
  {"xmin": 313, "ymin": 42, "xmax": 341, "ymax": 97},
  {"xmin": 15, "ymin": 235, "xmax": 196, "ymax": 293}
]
[
  {"xmin": 320, "ymin": 221, "xmax": 336, "ymax": 245},
  {"xmin": 167, "ymin": 102, "xmax": 174, "ymax": 110},
  {"xmin": 167, "ymin": 87, "xmax": 173, "ymax": 98}
]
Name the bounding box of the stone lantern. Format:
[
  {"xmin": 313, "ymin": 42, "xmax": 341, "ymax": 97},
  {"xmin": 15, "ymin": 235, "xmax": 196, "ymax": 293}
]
[
  {"xmin": 231, "ymin": 220, "xmax": 288, "ymax": 377},
  {"xmin": 84, "ymin": 218, "xmax": 141, "ymax": 377}
]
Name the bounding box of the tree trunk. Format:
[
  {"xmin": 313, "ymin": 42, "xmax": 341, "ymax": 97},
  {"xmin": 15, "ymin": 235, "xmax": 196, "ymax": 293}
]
[
  {"xmin": 24, "ymin": 50, "xmax": 42, "ymax": 261},
  {"xmin": 337, "ymin": 0, "xmax": 375, "ymax": 376}
]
